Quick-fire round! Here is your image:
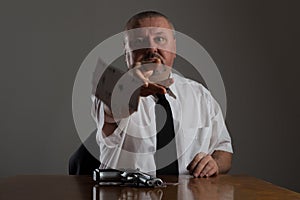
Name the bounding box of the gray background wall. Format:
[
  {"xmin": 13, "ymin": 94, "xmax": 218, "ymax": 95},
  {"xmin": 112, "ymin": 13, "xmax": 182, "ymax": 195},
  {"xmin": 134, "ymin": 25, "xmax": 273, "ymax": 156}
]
[{"xmin": 1, "ymin": 0, "xmax": 300, "ymax": 192}]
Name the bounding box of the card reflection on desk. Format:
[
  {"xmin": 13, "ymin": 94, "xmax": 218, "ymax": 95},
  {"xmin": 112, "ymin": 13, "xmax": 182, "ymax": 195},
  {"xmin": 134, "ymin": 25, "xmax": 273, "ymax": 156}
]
[{"xmin": 93, "ymin": 185, "xmax": 163, "ymax": 200}]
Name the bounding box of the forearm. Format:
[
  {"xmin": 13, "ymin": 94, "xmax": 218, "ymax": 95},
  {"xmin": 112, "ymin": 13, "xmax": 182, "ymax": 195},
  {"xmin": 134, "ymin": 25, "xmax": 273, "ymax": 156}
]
[
  {"xmin": 102, "ymin": 122, "xmax": 118, "ymax": 137},
  {"xmin": 102, "ymin": 105, "xmax": 118, "ymax": 137},
  {"xmin": 212, "ymin": 150, "xmax": 232, "ymax": 174}
]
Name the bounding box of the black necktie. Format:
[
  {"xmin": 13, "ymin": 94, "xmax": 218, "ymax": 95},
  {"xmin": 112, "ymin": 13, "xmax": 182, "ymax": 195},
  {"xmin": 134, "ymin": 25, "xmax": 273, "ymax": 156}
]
[{"xmin": 154, "ymin": 93, "xmax": 179, "ymax": 175}]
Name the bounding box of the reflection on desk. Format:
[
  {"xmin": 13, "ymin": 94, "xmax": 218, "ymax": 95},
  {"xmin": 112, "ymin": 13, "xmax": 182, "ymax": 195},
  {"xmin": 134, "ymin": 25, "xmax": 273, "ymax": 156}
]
[
  {"xmin": 93, "ymin": 176, "xmax": 234, "ymax": 200},
  {"xmin": 94, "ymin": 186, "xmax": 164, "ymax": 200},
  {"xmin": 1, "ymin": 175, "xmax": 300, "ymax": 200}
]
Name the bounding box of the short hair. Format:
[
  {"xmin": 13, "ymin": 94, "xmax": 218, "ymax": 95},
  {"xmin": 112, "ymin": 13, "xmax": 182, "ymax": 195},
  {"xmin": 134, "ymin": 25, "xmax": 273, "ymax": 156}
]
[{"xmin": 125, "ymin": 11, "xmax": 175, "ymax": 30}]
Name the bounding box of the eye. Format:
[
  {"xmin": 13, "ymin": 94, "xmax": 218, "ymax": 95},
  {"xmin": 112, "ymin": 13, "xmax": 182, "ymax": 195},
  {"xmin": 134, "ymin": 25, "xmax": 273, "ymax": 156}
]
[{"xmin": 154, "ymin": 36, "xmax": 167, "ymax": 44}]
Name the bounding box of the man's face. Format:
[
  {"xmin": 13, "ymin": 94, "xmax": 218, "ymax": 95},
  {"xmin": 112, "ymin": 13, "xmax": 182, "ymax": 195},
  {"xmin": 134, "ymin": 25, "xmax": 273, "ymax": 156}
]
[{"xmin": 124, "ymin": 17, "xmax": 176, "ymax": 69}]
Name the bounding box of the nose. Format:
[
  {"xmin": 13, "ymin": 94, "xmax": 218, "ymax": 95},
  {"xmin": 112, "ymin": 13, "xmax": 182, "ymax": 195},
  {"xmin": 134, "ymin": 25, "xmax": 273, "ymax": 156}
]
[
  {"xmin": 145, "ymin": 39, "xmax": 158, "ymax": 56},
  {"xmin": 145, "ymin": 47, "xmax": 157, "ymax": 56}
]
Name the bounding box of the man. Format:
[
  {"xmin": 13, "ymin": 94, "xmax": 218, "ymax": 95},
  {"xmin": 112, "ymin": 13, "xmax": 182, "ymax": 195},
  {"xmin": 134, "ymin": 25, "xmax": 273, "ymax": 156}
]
[{"xmin": 92, "ymin": 11, "xmax": 233, "ymax": 177}]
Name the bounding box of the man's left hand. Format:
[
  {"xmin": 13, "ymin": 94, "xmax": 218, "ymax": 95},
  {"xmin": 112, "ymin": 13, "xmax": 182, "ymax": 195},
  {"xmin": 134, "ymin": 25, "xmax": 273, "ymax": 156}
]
[{"xmin": 186, "ymin": 152, "xmax": 219, "ymax": 178}]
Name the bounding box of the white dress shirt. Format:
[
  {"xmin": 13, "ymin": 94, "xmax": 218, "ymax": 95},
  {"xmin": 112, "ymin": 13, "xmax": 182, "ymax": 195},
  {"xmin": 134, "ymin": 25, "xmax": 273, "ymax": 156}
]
[{"xmin": 91, "ymin": 73, "xmax": 233, "ymax": 175}]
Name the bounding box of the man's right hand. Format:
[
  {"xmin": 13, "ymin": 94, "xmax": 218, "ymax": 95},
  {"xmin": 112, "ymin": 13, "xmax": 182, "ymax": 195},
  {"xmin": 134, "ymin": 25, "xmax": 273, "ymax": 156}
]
[
  {"xmin": 102, "ymin": 60, "xmax": 174, "ymax": 137},
  {"xmin": 131, "ymin": 61, "xmax": 174, "ymax": 97}
]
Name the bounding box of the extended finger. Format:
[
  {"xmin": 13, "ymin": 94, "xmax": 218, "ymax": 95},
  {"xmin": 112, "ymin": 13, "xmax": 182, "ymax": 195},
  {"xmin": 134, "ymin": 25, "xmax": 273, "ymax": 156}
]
[
  {"xmin": 134, "ymin": 69, "xmax": 149, "ymax": 87},
  {"xmin": 139, "ymin": 63, "xmax": 161, "ymax": 79}
]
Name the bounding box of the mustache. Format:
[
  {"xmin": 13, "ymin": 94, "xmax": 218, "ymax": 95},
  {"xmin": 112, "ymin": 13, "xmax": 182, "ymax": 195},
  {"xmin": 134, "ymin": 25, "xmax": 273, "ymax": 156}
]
[{"xmin": 142, "ymin": 53, "xmax": 164, "ymax": 63}]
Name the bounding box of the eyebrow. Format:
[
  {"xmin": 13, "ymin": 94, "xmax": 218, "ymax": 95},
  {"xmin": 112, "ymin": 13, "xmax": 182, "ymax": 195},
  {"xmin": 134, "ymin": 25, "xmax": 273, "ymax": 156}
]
[{"xmin": 154, "ymin": 32, "xmax": 167, "ymax": 35}]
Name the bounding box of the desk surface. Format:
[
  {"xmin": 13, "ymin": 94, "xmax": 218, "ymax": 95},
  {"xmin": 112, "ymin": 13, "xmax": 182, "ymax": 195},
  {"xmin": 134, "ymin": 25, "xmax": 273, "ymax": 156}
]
[{"xmin": 0, "ymin": 174, "xmax": 299, "ymax": 200}]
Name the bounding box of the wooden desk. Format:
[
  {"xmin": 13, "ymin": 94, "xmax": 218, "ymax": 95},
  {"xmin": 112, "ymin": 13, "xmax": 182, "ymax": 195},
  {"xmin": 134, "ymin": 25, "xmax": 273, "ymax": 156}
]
[{"xmin": 0, "ymin": 175, "xmax": 299, "ymax": 200}]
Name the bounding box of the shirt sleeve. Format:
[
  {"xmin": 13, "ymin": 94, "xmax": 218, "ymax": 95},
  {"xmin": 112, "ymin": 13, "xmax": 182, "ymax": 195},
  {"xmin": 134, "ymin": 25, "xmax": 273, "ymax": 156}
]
[
  {"xmin": 91, "ymin": 95, "xmax": 124, "ymax": 148},
  {"xmin": 207, "ymin": 93, "xmax": 233, "ymax": 154}
]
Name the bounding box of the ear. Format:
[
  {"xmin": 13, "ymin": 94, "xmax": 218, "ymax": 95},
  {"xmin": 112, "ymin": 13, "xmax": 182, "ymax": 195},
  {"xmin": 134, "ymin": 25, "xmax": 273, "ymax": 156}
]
[
  {"xmin": 124, "ymin": 36, "xmax": 133, "ymax": 69},
  {"xmin": 124, "ymin": 50, "xmax": 132, "ymax": 69}
]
